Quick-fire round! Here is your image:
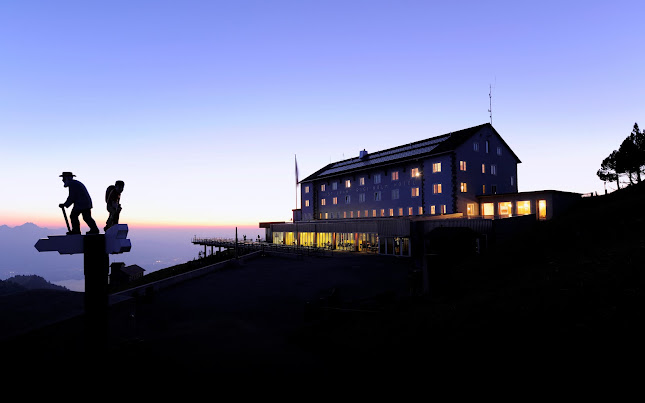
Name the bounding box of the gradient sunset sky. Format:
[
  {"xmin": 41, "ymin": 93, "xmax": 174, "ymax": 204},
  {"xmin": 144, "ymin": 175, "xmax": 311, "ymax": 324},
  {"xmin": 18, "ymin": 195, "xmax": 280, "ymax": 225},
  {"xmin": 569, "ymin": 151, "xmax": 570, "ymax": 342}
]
[{"xmin": 1, "ymin": 0, "xmax": 643, "ymax": 229}]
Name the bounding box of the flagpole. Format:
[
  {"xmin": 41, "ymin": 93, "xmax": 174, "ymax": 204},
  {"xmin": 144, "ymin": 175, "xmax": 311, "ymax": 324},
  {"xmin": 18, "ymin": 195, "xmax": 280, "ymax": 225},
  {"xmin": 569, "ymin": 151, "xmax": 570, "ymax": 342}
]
[{"xmin": 295, "ymin": 154, "xmax": 298, "ymax": 211}]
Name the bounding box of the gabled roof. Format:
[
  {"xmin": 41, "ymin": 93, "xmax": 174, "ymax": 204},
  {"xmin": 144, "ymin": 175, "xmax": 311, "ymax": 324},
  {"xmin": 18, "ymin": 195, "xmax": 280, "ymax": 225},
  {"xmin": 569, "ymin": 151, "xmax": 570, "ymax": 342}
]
[
  {"xmin": 123, "ymin": 264, "xmax": 145, "ymax": 276},
  {"xmin": 301, "ymin": 123, "xmax": 520, "ymax": 182}
]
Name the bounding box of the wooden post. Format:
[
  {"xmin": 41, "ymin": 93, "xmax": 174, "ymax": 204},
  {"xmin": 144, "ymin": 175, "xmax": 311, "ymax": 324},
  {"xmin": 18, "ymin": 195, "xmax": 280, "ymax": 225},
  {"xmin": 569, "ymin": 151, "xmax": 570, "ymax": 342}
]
[{"xmin": 83, "ymin": 234, "xmax": 109, "ymax": 359}]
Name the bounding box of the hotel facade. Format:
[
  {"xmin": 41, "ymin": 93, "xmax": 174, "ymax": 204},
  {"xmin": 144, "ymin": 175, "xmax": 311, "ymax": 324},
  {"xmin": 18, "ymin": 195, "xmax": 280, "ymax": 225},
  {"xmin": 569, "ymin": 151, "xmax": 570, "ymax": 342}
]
[{"xmin": 262, "ymin": 123, "xmax": 581, "ymax": 257}]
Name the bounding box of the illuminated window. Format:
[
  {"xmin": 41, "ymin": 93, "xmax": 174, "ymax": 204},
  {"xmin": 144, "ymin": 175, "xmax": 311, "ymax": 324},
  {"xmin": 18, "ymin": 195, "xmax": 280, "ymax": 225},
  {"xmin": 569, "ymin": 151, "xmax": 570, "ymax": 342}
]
[
  {"xmin": 389, "ymin": 208, "xmax": 394, "ymax": 217},
  {"xmin": 482, "ymin": 203, "xmax": 494, "ymax": 216},
  {"xmin": 467, "ymin": 203, "xmax": 475, "ymax": 216},
  {"xmin": 372, "ymin": 209, "xmax": 377, "ymax": 217},
  {"xmin": 305, "ymin": 200, "xmax": 309, "ymax": 207},
  {"xmin": 321, "ymin": 198, "xmax": 326, "ymax": 206},
  {"xmin": 345, "ymin": 179, "xmax": 351, "ymax": 188},
  {"xmin": 374, "ymin": 191, "xmax": 381, "ymax": 201},
  {"xmin": 304, "ymin": 185, "xmax": 309, "ymax": 193},
  {"xmin": 332, "ymin": 197, "xmax": 337, "ymax": 205},
  {"xmin": 392, "ymin": 171, "xmax": 399, "ymax": 180},
  {"xmin": 411, "ymin": 167, "xmax": 420, "ymax": 177},
  {"xmin": 412, "ymin": 187, "xmax": 420, "ymax": 197},
  {"xmin": 332, "ymin": 182, "xmax": 337, "ymax": 190},
  {"xmin": 344, "ymin": 211, "xmax": 347, "ymax": 218},
  {"xmin": 460, "ymin": 161, "xmax": 466, "ymax": 171},
  {"xmin": 433, "ymin": 184, "xmax": 442, "ymax": 194},
  {"xmin": 491, "ymin": 165, "xmax": 497, "ymax": 175},
  {"xmin": 497, "ymin": 146, "xmax": 502, "ymax": 156},
  {"xmin": 418, "ymin": 206, "xmax": 423, "ymax": 215},
  {"xmin": 538, "ymin": 200, "xmax": 547, "ymax": 220},
  {"xmin": 408, "ymin": 207, "xmax": 414, "ymax": 215},
  {"xmin": 359, "ymin": 193, "xmax": 365, "ymax": 203},
  {"xmin": 374, "ymin": 174, "xmax": 381, "ymax": 184},
  {"xmin": 359, "ymin": 177, "xmax": 365, "ymax": 185},
  {"xmin": 392, "ymin": 189, "xmax": 399, "ymax": 199},
  {"xmin": 432, "ymin": 163, "xmax": 441, "ymax": 173},
  {"xmin": 474, "ymin": 142, "xmax": 479, "ymax": 152},
  {"xmin": 325, "ymin": 212, "xmax": 329, "ymax": 219},
  {"xmin": 430, "ymin": 205, "xmax": 436, "ymax": 214},
  {"xmin": 398, "ymin": 208, "xmax": 403, "ymax": 216},
  {"xmin": 499, "ymin": 202, "xmax": 512, "ymax": 217},
  {"xmin": 482, "ymin": 164, "xmax": 486, "ymax": 174},
  {"xmin": 517, "ymin": 201, "xmax": 531, "ymax": 215},
  {"xmin": 381, "ymin": 209, "xmax": 385, "ymax": 217},
  {"xmin": 365, "ymin": 210, "xmax": 369, "ymax": 217},
  {"xmin": 321, "ymin": 184, "xmax": 326, "ymax": 191},
  {"xmin": 357, "ymin": 210, "xmax": 360, "ymax": 218},
  {"xmin": 345, "ymin": 195, "xmax": 350, "ymax": 204},
  {"xmin": 482, "ymin": 184, "xmax": 486, "ymax": 194},
  {"xmin": 319, "ymin": 213, "xmax": 323, "ymax": 219},
  {"xmin": 441, "ymin": 205, "xmax": 447, "ymax": 214},
  {"xmin": 460, "ymin": 182, "xmax": 467, "ymax": 192}
]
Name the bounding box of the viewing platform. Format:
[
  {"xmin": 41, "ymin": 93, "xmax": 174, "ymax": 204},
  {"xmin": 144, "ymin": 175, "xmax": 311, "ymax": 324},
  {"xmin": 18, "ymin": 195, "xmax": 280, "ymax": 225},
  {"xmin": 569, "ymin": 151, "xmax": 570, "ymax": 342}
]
[{"xmin": 191, "ymin": 237, "xmax": 336, "ymax": 257}]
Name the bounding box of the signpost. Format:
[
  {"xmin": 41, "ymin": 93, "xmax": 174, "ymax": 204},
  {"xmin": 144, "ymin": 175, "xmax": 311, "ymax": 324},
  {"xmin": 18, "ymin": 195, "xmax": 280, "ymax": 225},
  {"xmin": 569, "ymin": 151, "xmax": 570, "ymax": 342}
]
[{"xmin": 35, "ymin": 224, "xmax": 131, "ymax": 357}]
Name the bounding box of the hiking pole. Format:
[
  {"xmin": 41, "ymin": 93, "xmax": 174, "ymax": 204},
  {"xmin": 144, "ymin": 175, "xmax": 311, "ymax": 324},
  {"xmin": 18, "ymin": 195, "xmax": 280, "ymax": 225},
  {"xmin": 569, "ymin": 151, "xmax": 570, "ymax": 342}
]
[{"xmin": 61, "ymin": 206, "xmax": 71, "ymax": 233}]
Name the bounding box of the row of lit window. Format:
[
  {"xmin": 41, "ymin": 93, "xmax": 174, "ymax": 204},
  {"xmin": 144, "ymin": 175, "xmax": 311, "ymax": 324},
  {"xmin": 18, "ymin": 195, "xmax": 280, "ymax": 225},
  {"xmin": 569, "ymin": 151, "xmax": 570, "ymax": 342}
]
[
  {"xmin": 434, "ymin": 161, "xmax": 497, "ymax": 175},
  {"xmin": 304, "ymin": 168, "xmax": 422, "ymax": 194},
  {"xmin": 318, "ymin": 205, "xmax": 448, "ymax": 219},
  {"xmin": 476, "ymin": 200, "xmax": 545, "ymax": 218},
  {"xmin": 305, "ymin": 179, "xmax": 516, "ymax": 207},
  {"xmin": 304, "ymin": 160, "xmax": 506, "ymax": 195}
]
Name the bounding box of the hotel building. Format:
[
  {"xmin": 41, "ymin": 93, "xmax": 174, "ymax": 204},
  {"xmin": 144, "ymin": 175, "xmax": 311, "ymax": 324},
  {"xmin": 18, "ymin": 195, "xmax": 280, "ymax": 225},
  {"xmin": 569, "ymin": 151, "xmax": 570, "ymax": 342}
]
[{"xmin": 262, "ymin": 123, "xmax": 581, "ymax": 256}]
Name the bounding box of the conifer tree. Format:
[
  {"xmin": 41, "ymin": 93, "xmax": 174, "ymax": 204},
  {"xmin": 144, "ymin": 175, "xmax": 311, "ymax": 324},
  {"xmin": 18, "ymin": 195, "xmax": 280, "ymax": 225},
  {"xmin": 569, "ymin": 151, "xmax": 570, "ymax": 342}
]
[
  {"xmin": 631, "ymin": 123, "xmax": 645, "ymax": 179},
  {"xmin": 597, "ymin": 150, "xmax": 621, "ymax": 190}
]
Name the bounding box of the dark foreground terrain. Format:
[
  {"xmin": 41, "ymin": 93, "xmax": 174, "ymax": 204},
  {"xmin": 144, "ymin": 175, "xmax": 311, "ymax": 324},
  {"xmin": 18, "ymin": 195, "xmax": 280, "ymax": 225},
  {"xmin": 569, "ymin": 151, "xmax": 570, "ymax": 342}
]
[{"xmin": 3, "ymin": 184, "xmax": 645, "ymax": 382}]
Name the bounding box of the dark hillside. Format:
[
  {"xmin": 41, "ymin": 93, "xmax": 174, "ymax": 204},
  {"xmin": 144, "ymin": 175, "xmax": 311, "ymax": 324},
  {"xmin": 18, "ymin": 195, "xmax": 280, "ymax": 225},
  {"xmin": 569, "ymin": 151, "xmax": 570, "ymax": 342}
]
[
  {"xmin": 300, "ymin": 184, "xmax": 645, "ymax": 364},
  {"xmin": 4, "ymin": 185, "xmax": 644, "ymax": 376}
]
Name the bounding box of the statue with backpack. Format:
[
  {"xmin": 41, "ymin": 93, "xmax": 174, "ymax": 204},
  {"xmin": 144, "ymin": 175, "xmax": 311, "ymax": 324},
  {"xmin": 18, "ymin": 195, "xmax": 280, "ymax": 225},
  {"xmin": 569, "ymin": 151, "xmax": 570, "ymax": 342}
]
[{"xmin": 104, "ymin": 180, "xmax": 125, "ymax": 231}]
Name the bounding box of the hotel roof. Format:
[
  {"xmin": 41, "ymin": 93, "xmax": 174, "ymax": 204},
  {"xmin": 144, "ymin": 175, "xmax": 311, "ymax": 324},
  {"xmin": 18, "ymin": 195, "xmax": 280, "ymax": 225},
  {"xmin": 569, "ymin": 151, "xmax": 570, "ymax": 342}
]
[{"xmin": 300, "ymin": 123, "xmax": 520, "ymax": 182}]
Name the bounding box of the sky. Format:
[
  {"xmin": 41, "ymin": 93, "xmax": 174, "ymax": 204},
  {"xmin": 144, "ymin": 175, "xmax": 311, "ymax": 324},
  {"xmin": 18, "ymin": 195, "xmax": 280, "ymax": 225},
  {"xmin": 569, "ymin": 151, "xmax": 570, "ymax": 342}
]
[{"xmin": 1, "ymin": 0, "xmax": 644, "ymax": 229}]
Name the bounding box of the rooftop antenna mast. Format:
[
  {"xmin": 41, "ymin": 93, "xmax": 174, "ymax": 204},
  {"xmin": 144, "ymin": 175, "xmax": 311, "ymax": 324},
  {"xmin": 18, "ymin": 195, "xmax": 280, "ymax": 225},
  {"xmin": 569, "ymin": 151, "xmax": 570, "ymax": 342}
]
[{"xmin": 488, "ymin": 84, "xmax": 493, "ymax": 125}]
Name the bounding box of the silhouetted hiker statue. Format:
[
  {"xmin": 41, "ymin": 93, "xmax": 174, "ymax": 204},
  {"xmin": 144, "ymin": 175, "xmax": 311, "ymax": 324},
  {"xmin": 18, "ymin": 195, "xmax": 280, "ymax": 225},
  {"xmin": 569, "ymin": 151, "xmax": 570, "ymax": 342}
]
[
  {"xmin": 104, "ymin": 180, "xmax": 124, "ymax": 231},
  {"xmin": 58, "ymin": 171, "xmax": 100, "ymax": 235}
]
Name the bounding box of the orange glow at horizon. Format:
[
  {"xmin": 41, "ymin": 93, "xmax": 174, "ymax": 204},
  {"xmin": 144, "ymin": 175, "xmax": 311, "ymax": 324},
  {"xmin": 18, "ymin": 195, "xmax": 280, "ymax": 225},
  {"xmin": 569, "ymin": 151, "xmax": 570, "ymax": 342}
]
[{"xmin": 0, "ymin": 213, "xmax": 277, "ymax": 231}]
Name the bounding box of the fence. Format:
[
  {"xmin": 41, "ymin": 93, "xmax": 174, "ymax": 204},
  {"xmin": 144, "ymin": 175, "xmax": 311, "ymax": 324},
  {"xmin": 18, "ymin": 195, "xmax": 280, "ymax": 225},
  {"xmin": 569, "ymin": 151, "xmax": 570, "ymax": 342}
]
[{"xmin": 191, "ymin": 238, "xmax": 335, "ymax": 257}]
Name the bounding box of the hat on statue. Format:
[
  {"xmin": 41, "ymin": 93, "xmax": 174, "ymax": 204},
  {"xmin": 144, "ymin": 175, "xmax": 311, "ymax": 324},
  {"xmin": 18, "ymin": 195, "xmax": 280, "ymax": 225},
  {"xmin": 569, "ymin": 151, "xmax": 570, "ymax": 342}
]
[{"xmin": 59, "ymin": 171, "xmax": 76, "ymax": 178}]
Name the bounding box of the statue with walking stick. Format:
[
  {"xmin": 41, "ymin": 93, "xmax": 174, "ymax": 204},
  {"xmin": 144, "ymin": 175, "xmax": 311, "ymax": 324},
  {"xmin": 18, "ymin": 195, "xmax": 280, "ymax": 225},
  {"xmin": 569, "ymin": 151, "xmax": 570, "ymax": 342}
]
[{"xmin": 58, "ymin": 171, "xmax": 100, "ymax": 235}]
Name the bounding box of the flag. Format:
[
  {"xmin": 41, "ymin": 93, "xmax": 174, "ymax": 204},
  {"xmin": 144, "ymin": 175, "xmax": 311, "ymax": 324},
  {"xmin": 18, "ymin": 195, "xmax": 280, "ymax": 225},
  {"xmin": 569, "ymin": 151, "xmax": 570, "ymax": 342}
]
[{"xmin": 295, "ymin": 154, "xmax": 299, "ymax": 185}]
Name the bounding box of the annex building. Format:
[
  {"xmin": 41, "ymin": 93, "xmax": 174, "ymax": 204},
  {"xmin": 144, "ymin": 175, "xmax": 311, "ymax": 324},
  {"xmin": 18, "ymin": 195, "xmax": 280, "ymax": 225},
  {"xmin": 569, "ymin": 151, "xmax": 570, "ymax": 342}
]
[{"xmin": 261, "ymin": 123, "xmax": 581, "ymax": 257}]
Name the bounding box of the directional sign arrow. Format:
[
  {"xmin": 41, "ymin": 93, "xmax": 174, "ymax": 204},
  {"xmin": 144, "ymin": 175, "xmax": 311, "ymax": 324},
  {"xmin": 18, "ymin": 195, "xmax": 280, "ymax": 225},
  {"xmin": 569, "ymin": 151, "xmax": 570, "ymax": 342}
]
[
  {"xmin": 34, "ymin": 235, "xmax": 84, "ymax": 255},
  {"xmin": 34, "ymin": 223, "xmax": 132, "ymax": 255},
  {"xmin": 105, "ymin": 224, "xmax": 131, "ymax": 254}
]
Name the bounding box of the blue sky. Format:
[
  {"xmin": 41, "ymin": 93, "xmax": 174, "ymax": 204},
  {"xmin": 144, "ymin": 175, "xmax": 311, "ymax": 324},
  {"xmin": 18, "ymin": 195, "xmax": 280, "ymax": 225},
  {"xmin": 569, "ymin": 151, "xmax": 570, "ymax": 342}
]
[{"xmin": 1, "ymin": 0, "xmax": 643, "ymax": 228}]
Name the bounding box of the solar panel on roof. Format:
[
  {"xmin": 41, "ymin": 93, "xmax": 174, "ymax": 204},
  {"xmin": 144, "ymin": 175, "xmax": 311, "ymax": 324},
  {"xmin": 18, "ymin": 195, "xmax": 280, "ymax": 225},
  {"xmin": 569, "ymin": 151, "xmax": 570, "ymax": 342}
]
[{"xmin": 317, "ymin": 135, "xmax": 450, "ymax": 177}]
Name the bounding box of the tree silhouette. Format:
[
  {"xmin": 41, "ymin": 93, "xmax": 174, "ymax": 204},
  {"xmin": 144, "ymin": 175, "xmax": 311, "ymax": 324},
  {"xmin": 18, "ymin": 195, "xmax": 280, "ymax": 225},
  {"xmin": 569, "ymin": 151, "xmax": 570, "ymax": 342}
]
[
  {"xmin": 598, "ymin": 123, "xmax": 645, "ymax": 189},
  {"xmin": 597, "ymin": 150, "xmax": 621, "ymax": 190}
]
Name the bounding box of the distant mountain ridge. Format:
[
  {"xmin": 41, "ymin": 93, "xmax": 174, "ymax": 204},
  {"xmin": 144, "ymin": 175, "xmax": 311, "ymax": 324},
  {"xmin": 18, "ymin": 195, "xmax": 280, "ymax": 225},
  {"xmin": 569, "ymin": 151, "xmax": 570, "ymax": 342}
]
[{"xmin": 1, "ymin": 274, "xmax": 69, "ymax": 296}]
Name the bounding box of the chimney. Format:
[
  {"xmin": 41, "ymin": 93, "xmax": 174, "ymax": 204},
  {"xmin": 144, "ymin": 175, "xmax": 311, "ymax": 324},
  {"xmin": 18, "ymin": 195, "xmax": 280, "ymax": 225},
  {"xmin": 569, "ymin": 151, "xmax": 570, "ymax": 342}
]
[{"xmin": 359, "ymin": 149, "xmax": 368, "ymax": 159}]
